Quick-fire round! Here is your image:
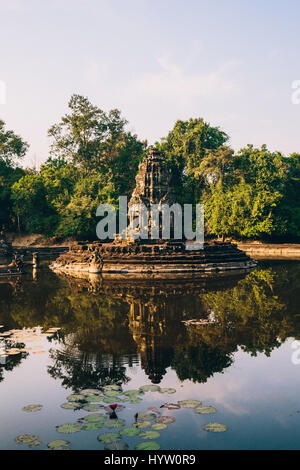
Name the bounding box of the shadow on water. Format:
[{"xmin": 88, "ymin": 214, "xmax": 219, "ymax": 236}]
[{"xmin": 0, "ymin": 261, "xmax": 300, "ymax": 390}]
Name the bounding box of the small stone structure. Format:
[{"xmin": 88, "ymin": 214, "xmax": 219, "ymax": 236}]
[{"xmin": 51, "ymin": 149, "xmax": 257, "ymax": 277}]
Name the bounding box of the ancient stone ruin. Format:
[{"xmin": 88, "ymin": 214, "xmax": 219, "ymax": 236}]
[{"xmin": 51, "ymin": 149, "xmax": 257, "ymax": 277}]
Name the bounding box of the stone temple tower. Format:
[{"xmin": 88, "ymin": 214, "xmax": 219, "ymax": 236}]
[{"xmin": 127, "ymin": 148, "xmax": 176, "ymax": 241}]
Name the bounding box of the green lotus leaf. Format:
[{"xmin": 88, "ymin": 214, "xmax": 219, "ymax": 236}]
[
  {"xmin": 61, "ymin": 402, "xmax": 81, "ymax": 410},
  {"xmin": 177, "ymin": 400, "xmax": 202, "ymax": 408},
  {"xmin": 159, "ymin": 388, "xmax": 176, "ymax": 394},
  {"xmin": 135, "ymin": 441, "xmax": 161, "ymax": 450},
  {"xmin": 137, "ymin": 412, "xmax": 157, "ymax": 421},
  {"xmin": 82, "ymin": 413, "xmax": 105, "ymax": 422},
  {"xmin": 28, "ymin": 440, "xmax": 42, "ymax": 448},
  {"xmin": 67, "ymin": 394, "xmax": 86, "ymax": 403},
  {"xmin": 104, "ymin": 441, "xmax": 129, "ymax": 450},
  {"xmin": 134, "ymin": 420, "xmax": 152, "ymax": 429},
  {"xmin": 47, "ymin": 439, "xmax": 70, "ymax": 450},
  {"xmin": 103, "ymin": 419, "xmax": 125, "ymax": 429},
  {"xmin": 103, "ymin": 385, "xmax": 122, "ymax": 393},
  {"xmin": 123, "ymin": 389, "xmax": 144, "ymax": 397},
  {"xmin": 204, "ymin": 422, "xmax": 227, "ymax": 433},
  {"xmin": 16, "ymin": 434, "xmax": 39, "ymax": 444},
  {"xmin": 56, "ymin": 423, "xmax": 82, "ymax": 434},
  {"xmin": 120, "ymin": 427, "xmax": 141, "ymax": 437},
  {"xmin": 152, "ymin": 423, "xmax": 167, "ymax": 430},
  {"xmin": 130, "ymin": 397, "xmax": 143, "ymax": 404},
  {"xmin": 80, "ymin": 389, "xmax": 101, "ymax": 396},
  {"xmin": 195, "ymin": 406, "xmax": 217, "ymax": 414},
  {"xmin": 82, "ymin": 421, "xmax": 103, "ymax": 431},
  {"xmin": 97, "ymin": 432, "xmax": 121, "ymax": 444},
  {"xmin": 82, "ymin": 404, "xmax": 104, "ymax": 412},
  {"xmin": 85, "ymin": 395, "xmax": 102, "ymax": 402},
  {"xmin": 102, "ymin": 396, "xmax": 121, "ymax": 404},
  {"xmin": 22, "ymin": 404, "xmax": 43, "ymax": 412},
  {"xmin": 156, "ymin": 416, "xmax": 175, "ymax": 424},
  {"xmin": 104, "ymin": 390, "xmax": 120, "ymax": 397},
  {"xmin": 139, "ymin": 385, "xmax": 161, "ymax": 392},
  {"xmin": 139, "ymin": 430, "xmax": 160, "ymax": 440}
]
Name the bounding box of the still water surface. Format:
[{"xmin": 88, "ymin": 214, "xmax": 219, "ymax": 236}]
[{"xmin": 0, "ymin": 261, "xmax": 300, "ymax": 450}]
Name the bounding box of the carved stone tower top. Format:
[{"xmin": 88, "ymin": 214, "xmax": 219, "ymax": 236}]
[{"xmin": 128, "ymin": 148, "xmax": 175, "ymax": 210}]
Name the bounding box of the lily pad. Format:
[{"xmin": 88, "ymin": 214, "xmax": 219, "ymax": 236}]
[
  {"xmin": 139, "ymin": 385, "xmax": 161, "ymax": 392},
  {"xmin": 103, "ymin": 385, "xmax": 122, "ymax": 393},
  {"xmin": 195, "ymin": 406, "xmax": 217, "ymax": 414},
  {"xmin": 156, "ymin": 416, "xmax": 175, "ymax": 424},
  {"xmin": 139, "ymin": 430, "xmax": 160, "ymax": 440},
  {"xmin": 129, "ymin": 397, "xmax": 143, "ymax": 404},
  {"xmin": 136, "ymin": 412, "xmax": 157, "ymax": 421},
  {"xmin": 80, "ymin": 389, "xmax": 101, "ymax": 396},
  {"xmin": 204, "ymin": 422, "xmax": 227, "ymax": 433},
  {"xmin": 97, "ymin": 432, "xmax": 121, "ymax": 444},
  {"xmin": 103, "ymin": 419, "xmax": 125, "ymax": 429},
  {"xmin": 85, "ymin": 395, "xmax": 102, "ymax": 402},
  {"xmin": 82, "ymin": 404, "xmax": 104, "ymax": 412},
  {"xmin": 152, "ymin": 423, "xmax": 167, "ymax": 430},
  {"xmin": 16, "ymin": 434, "xmax": 39, "ymax": 445},
  {"xmin": 47, "ymin": 439, "xmax": 70, "ymax": 450},
  {"xmin": 104, "ymin": 390, "xmax": 120, "ymax": 397},
  {"xmin": 102, "ymin": 396, "xmax": 121, "ymax": 404},
  {"xmin": 120, "ymin": 427, "xmax": 141, "ymax": 437},
  {"xmin": 124, "ymin": 389, "xmax": 144, "ymax": 397},
  {"xmin": 177, "ymin": 400, "xmax": 202, "ymax": 408},
  {"xmin": 61, "ymin": 402, "xmax": 81, "ymax": 410},
  {"xmin": 82, "ymin": 413, "xmax": 105, "ymax": 422},
  {"xmin": 134, "ymin": 420, "xmax": 152, "ymax": 429},
  {"xmin": 28, "ymin": 440, "xmax": 42, "ymax": 448},
  {"xmin": 56, "ymin": 423, "xmax": 82, "ymax": 434},
  {"xmin": 105, "ymin": 441, "xmax": 129, "ymax": 450},
  {"xmin": 159, "ymin": 388, "xmax": 176, "ymax": 394},
  {"xmin": 67, "ymin": 394, "xmax": 86, "ymax": 403},
  {"xmin": 135, "ymin": 441, "xmax": 161, "ymax": 450},
  {"xmin": 82, "ymin": 422, "xmax": 103, "ymax": 431},
  {"xmin": 22, "ymin": 404, "xmax": 43, "ymax": 412}
]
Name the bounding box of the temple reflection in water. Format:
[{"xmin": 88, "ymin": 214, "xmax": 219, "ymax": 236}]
[{"xmin": 1, "ymin": 263, "xmax": 300, "ymax": 390}]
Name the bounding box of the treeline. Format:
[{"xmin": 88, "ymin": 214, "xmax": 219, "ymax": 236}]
[{"xmin": 0, "ymin": 94, "xmax": 299, "ymax": 241}]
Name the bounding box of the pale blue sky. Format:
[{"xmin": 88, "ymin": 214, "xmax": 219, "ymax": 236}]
[{"xmin": 0, "ymin": 0, "xmax": 300, "ymax": 166}]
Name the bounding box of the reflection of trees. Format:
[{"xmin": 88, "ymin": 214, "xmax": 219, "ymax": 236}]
[{"xmin": 1, "ymin": 262, "xmax": 300, "ymax": 388}]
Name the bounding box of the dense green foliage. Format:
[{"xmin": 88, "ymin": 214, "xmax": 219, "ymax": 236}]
[{"xmin": 0, "ymin": 95, "xmax": 299, "ymax": 240}]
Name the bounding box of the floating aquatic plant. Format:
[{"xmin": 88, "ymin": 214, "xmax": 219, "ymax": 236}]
[
  {"xmin": 102, "ymin": 396, "xmax": 121, "ymax": 404},
  {"xmin": 82, "ymin": 422, "xmax": 103, "ymax": 431},
  {"xmin": 82, "ymin": 404, "xmax": 103, "ymax": 412},
  {"xmin": 120, "ymin": 427, "xmax": 141, "ymax": 437},
  {"xmin": 195, "ymin": 406, "xmax": 217, "ymax": 414},
  {"xmin": 85, "ymin": 395, "xmax": 102, "ymax": 402},
  {"xmin": 136, "ymin": 412, "xmax": 157, "ymax": 421},
  {"xmin": 204, "ymin": 422, "xmax": 227, "ymax": 433},
  {"xmin": 67, "ymin": 394, "xmax": 86, "ymax": 403},
  {"xmin": 47, "ymin": 440, "xmax": 70, "ymax": 450},
  {"xmin": 22, "ymin": 404, "xmax": 43, "ymax": 412},
  {"xmin": 177, "ymin": 400, "xmax": 202, "ymax": 408},
  {"xmin": 152, "ymin": 423, "xmax": 167, "ymax": 430},
  {"xmin": 103, "ymin": 385, "xmax": 122, "ymax": 392},
  {"xmin": 124, "ymin": 389, "xmax": 144, "ymax": 397},
  {"xmin": 129, "ymin": 397, "xmax": 143, "ymax": 404},
  {"xmin": 156, "ymin": 416, "xmax": 175, "ymax": 424},
  {"xmin": 103, "ymin": 419, "xmax": 125, "ymax": 429},
  {"xmin": 104, "ymin": 390, "xmax": 120, "ymax": 397},
  {"xmin": 28, "ymin": 440, "xmax": 42, "ymax": 448},
  {"xmin": 159, "ymin": 388, "xmax": 176, "ymax": 394},
  {"xmin": 97, "ymin": 432, "xmax": 121, "ymax": 444},
  {"xmin": 16, "ymin": 434, "xmax": 39, "ymax": 445},
  {"xmin": 105, "ymin": 441, "xmax": 129, "ymax": 450},
  {"xmin": 82, "ymin": 413, "xmax": 105, "ymax": 422},
  {"xmin": 139, "ymin": 430, "xmax": 160, "ymax": 440},
  {"xmin": 134, "ymin": 421, "xmax": 152, "ymax": 429},
  {"xmin": 139, "ymin": 385, "xmax": 161, "ymax": 392},
  {"xmin": 80, "ymin": 389, "xmax": 100, "ymax": 396},
  {"xmin": 135, "ymin": 441, "xmax": 161, "ymax": 450},
  {"xmin": 61, "ymin": 402, "xmax": 81, "ymax": 410},
  {"xmin": 56, "ymin": 423, "xmax": 82, "ymax": 434}
]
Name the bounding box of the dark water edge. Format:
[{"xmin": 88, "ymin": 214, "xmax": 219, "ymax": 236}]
[{"xmin": 0, "ymin": 260, "xmax": 300, "ymax": 450}]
